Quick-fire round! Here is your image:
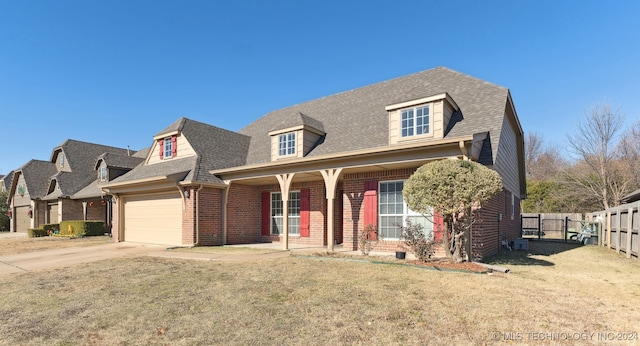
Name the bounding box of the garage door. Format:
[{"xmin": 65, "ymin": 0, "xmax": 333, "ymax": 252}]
[
  {"xmin": 47, "ymin": 203, "xmax": 59, "ymax": 224},
  {"xmin": 14, "ymin": 206, "xmax": 31, "ymax": 233},
  {"xmin": 124, "ymin": 193, "xmax": 183, "ymax": 246}
]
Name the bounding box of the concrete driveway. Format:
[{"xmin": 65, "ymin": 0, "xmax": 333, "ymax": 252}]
[{"xmin": 0, "ymin": 242, "xmax": 167, "ymax": 276}]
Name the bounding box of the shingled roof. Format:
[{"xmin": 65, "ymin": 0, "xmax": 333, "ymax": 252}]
[
  {"xmin": 238, "ymin": 66, "xmax": 511, "ymax": 166},
  {"xmin": 10, "ymin": 160, "xmax": 57, "ymax": 200},
  {"xmin": 1, "ymin": 171, "xmax": 14, "ymax": 192},
  {"xmin": 94, "ymin": 152, "xmax": 145, "ymax": 170},
  {"xmin": 110, "ymin": 118, "xmax": 251, "ymax": 185},
  {"xmin": 45, "ymin": 139, "xmax": 132, "ymax": 198}
]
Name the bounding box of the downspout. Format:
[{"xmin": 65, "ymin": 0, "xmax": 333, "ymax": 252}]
[{"xmin": 194, "ymin": 185, "xmax": 204, "ymax": 246}]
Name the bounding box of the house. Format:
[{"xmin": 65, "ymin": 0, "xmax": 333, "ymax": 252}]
[
  {"xmin": 7, "ymin": 160, "xmax": 57, "ymax": 232},
  {"xmin": 1, "ymin": 171, "xmax": 14, "ymax": 193},
  {"xmin": 8, "ymin": 140, "xmax": 134, "ymax": 233},
  {"xmin": 104, "ymin": 67, "xmax": 525, "ymax": 259}
]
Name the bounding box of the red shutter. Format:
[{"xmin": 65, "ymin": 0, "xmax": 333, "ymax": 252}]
[
  {"xmin": 433, "ymin": 210, "xmax": 444, "ymax": 242},
  {"xmin": 300, "ymin": 189, "xmax": 310, "ymax": 237},
  {"xmin": 363, "ymin": 181, "xmax": 378, "ymax": 240},
  {"xmin": 158, "ymin": 139, "xmax": 164, "ymax": 159},
  {"xmin": 171, "ymin": 135, "xmax": 177, "ymax": 157},
  {"xmin": 261, "ymin": 192, "xmax": 271, "ymax": 236}
]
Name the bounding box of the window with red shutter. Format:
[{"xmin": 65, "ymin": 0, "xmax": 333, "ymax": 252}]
[
  {"xmin": 158, "ymin": 139, "xmax": 164, "ymax": 159},
  {"xmin": 300, "ymin": 189, "xmax": 310, "ymax": 237},
  {"xmin": 363, "ymin": 181, "xmax": 378, "ymax": 240}
]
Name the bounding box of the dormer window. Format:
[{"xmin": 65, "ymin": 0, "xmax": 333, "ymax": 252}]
[
  {"xmin": 278, "ymin": 132, "xmax": 296, "ymax": 157},
  {"xmin": 164, "ymin": 138, "xmax": 173, "ymax": 158},
  {"xmin": 59, "ymin": 154, "xmax": 65, "ymax": 167},
  {"xmin": 401, "ymin": 105, "xmax": 430, "ymax": 137},
  {"xmin": 100, "ymin": 167, "xmax": 107, "ymax": 182}
]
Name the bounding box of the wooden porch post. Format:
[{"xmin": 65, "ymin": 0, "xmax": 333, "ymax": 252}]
[
  {"xmin": 320, "ymin": 168, "xmax": 343, "ymax": 252},
  {"xmin": 276, "ymin": 173, "xmax": 295, "ymax": 251}
]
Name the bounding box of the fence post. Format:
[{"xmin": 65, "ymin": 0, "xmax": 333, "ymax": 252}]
[
  {"xmin": 538, "ymin": 213, "xmax": 541, "ymax": 241},
  {"xmin": 607, "ymin": 211, "xmax": 611, "ymax": 250},
  {"xmin": 564, "ymin": 216, "xmax": 569, "ymax": 243},
  {"xmin": 626, "ymin": 207, "xmax": 633, "ymax": 258}
]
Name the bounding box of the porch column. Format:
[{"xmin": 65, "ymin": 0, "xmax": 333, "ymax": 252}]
[
  {"xmin": 275, "ymin": 173, "xmax": 295, "ymax": 250},
  {"xmin": 320, "ymin": 168, "xmax": 343, "ymax": 252},
  {"xmin": 223, "ymin": 180, "xmax": 232, "ymax": 245}
]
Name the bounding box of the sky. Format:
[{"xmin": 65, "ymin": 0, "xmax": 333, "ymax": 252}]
[{"xmin": 1, "ymin": 0, "xmax": 639, "ymax": 174}]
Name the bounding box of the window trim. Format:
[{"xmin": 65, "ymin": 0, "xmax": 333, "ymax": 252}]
[
  {"xmin": 99, "ymin": 167, "xmax": 107, "ymax": 182},
  {"xmin": 59, "ymin": 153, "xmax": 65, "ymax": 167},
  {"xmin": 278, "ymin": 132, "xmax": 296, "ymax": 157},
  {"xmin": 163, "ymin": 137, "xmax": 173, "ymax": 159},
  {"xmin": 378, "ymin": 180, "xmax": 433, "ymax": 240},
  {"xmin": 400, "ymin": 105, "xmax": 431, "ymax": 138},
  {"xmin": 270, "ymin": 191, "xmax": 301, "ymax": 236}
]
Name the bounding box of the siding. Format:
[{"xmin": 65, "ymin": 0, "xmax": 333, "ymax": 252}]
[
  {"xmin": 494, "ymin": 115, "xmax": 520, "ymax": 196},
  {"xmin": 147, "ymin": 134, "xmax": 196, "ymax": 165}
]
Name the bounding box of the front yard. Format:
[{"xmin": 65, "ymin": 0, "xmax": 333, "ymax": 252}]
[{"xmin": 0, "ymin": 240, "xmax": 639, "ymax": 345}]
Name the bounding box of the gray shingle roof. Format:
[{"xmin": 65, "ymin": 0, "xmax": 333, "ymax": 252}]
[
  {"xmin": 1, "ymin": 171, "xmax": 14, "ymax": 191},
  {"xmin": 111, "ymin": 118, "xmax": 251, "ymax": 185},
  {"xmin": 95, "ymin": 152, "xmax": 145, "ymax": 170},
  {"xmin": 238, "ymin": 67, "xmax": 509, "ymax": 166},
  {"xmin": 14, "ymin": 160, "xmax": 57, "ymax": 199},
  {"xmin": 44, "ymin": 139, "xmax": 132, "ymax": 198}
]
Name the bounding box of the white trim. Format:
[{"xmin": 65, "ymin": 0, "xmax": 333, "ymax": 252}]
[{"xmin": 270, "ymin": 190, "xmax": 301, "ymax": 236}]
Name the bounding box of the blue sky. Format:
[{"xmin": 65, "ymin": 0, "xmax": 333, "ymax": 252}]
[{"xmin": 1, "ymin": 0, "xmax": 638, "ymax": 174}]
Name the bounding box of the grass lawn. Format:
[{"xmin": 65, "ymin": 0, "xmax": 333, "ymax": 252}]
[
  {"xmin": 0, "ymin": 236, "xmax": 112, "ymax": 256},
  {"xmin": 0, "ymin": 241, "xmax": 639, "ymax": 345}
]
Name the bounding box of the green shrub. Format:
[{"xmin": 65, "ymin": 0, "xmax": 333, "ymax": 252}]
[
  {"xmin": 59, "ymin": 221, "xmax": 106, "ymax": 238},
  {"xmin": 27, "ymin": 228, "xmax": 48, "ymax": 238}
]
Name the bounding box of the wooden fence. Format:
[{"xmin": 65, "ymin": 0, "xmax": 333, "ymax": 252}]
[
  {"xmin": 521, "ymin": 213, "xmax": 583, "ymax": 241},
  {"xmin": 588, "ymin": 201, "xmax": 640, "ymax": 259}
]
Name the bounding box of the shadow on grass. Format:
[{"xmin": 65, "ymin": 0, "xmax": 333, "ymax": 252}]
[{"xmin": 484, "ymin": 241, "xmax": 583, "ymax": 267}]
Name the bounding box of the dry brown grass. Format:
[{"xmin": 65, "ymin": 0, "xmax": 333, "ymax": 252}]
[
  {"xmin": 0, "ymin": 236, "xmax": 111, "ymax": 256},
  {"xmin": 0, "ymin": 241, "xmax": 639, "ymax": 345}
]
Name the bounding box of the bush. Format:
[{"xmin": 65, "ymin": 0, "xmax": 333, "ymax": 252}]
[
  {"xmin": 59, "ymin": 221, "xmax": 106, "ymax": 238},
  {"xmin": 358, "ymin": 224, "xmax": 380, "ymax": 255},
  {"xmin": 27, "ymin": 228, "xmax": 48, "ymax": 238},
  {"xmin": 399, "ymin": 219, "xmax": 435, "ymax": 262}
]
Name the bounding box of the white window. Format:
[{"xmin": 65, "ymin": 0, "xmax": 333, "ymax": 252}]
[
  {"xmin": 271, "ymin": 191, "xmax": 300, "ymax": 235},
  {"xmin": 164, "ymin": 138, "xmax": 173, "ymax": 158},
  {"xmin": 401, "ymin": 105, "xmax": 430, "ymax": 137},
  {"xmin": 379, "ymin": 180, "xmax": 433, "ymax": 239},
  {"xmin": 59, "ymin": 153, "xmax": 65, "ymax": 167},
  {"xmin": 100, "ymin": 167, "xmax": 107, "ymax": 182},
  {"xmin": 278, "ymin": 132, "xmax": 296, "ymax": 156}
]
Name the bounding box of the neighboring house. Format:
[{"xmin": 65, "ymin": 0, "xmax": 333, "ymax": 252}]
[
  {"xmin": 104, "ymin": 67, "xmax": 526, "ymax": 259},
  {"xmin": 1, "ymin": 171, "xmax": 14, "ymax": 193},
  {"xmin": 72, "ymin": 150, "xmax": 147, "ymax": 233},
  {"xmin": 7, "ymin": 160, "xmax": 57, "ymax": 232},
  {"xmin": 8, "ymin": 140, "xmax": 134, "ymax": 232}
]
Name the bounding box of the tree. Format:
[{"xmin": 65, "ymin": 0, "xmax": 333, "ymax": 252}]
[
  {"xmin": 403, "ymin": 159, "xmax": 502, "ymax": 263},
  {"xmin": 0, "ymin": 191, "xmax": 9, "ymax": 231},
  {"xmin": 566, "ymin": 102, "xmax": 627, "ymax": 210}
]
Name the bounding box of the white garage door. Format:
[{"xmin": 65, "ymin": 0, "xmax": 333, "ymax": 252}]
[{"xmin": 124, "ymin": 193, "xmax": 183, "ymax": 246}]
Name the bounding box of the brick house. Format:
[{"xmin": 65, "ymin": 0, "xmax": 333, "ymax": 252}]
[
  {"xmin": 7, "ymin": 139, "xmax": 135, "ymax": 232},
  {"xmin": 103, "ymin": 67, "xmax": 525, "ymax": 259}
]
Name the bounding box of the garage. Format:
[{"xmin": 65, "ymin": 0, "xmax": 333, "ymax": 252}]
[
  {"xmin": 14, "ymin": 206, "xmax": 31, "ymax": 233},
  {"xmin": 123, "ymin": 193, "xmax": 183, "ymax": 246}
]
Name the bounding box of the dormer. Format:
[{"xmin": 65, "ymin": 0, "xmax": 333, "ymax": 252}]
[
  {"xmin": 386, "ymin": 93, "xmax": 459, "ymax": 145},
  {"xmin": 51, "ymin": 149, "xmax": 71, "ymax": 172},
  {"xmin": 269, "ymin": 112, "xmax": 325, "ymax": 161},
  {"xmin": 147, "ymin": 131, "xmax": 196, "ymax": 165}
]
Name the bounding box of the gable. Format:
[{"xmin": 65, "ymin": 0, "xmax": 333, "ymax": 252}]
[{"xmin": 146, "ymin": 133, "xmax": 196, "ymax": 165}]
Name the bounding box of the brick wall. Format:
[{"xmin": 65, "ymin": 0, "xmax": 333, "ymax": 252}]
[
  {"xmin": 61, "ymin": 199, "xmax": 85, "ymax": 221},
  {"xmin": 226, "ymin": 183, "xmax": 262, "ymax": 244},
  {"xmin": 196, "ymin": 187, "xmax": 223, "ymax": 246},
  {"xmin": 342, "ymin": 169, "xmax": 417, "ymax": 252},
  {"xmin": 471, "ymin": 189, "xmax": 521, "ymax": 259}
]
